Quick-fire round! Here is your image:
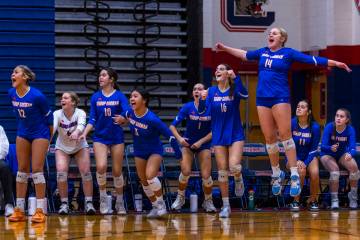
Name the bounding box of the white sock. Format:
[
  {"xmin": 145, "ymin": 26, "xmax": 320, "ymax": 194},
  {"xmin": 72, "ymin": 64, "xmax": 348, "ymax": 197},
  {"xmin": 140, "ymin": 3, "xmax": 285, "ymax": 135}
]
[
  {"xmin": 271, "ymin": 165, "xmax": 281, "ymax": 177},
  {"xmin": 100, "ymin": 189, "xmax": 107, "ymax": 197},
  {"xmin": 178, "ymin": 189, "xmax": 185, "ymax": 196},
  {"xmin": 204, "ymin": 193, "xmax": 212, "ymax": 200},
  {"xmin": 290, "ymin": 167, "xmax": 299, "ymax": 177},
  {"xmin": 331, "ymin": 192, "xmax": 338, "ymax": 200},
  {"xmin": 222, "ymin": 197, "xmax": 230, "ymax": 207},
  {"xmin": 36, "ymin": 198, "xmax": 45, "ymax": 211},
  {"xmin": 16, "ymin": 198, "xmax": 25, "ymax": 211},
  {"xmin": 85, "ymin": 196, "xmax": 93, "ymax": 203},
  {"xmin": 116, "ymin": 194, "xmax": 123, "ymax": 202},
  {"xmin": 61, "ymin": 198, "xmax": 68, "ymax": 204}
]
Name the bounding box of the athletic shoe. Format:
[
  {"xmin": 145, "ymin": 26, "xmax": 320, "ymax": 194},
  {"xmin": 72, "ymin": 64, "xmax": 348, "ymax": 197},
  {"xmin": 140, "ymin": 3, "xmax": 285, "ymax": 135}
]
[
  {"xmin": 289, "ymin": 200, "xmax": 300, "ymax": 211},
  {"xmin": 290, "ymin": 175, "xmax": 301, "ymax": 197},
  {"xmin": 85, "ymin": 201, "xmax": 96, "ymax": 215},
  {"xmin": 271, "ymin": 171, "xmax": 285, "ymax": 196},
  {"xmin": 100, "ymin": 195, "xmax": 109, "ymax": 214},
  {"xmin": 58, "ymin": 202, "xmax": 69, "ymax": 215},
  {"xmin": 115, "ymin": 198, "xmax": 127, "ymax": 215},
  {"xmin": 234, "ymin": 174, "xmax": 245, "ymax": 197},
  {"xmin": 171, "ymin": 194, "xmax": 185, "ymax": 210},
  {"xmin": 5, "ymin": 204, "xmax": 14, "ymax": 217},
  {"xmin": 348, "ymin": 191, "xmax": 358, "ymax": 209},
  {"xmin": 219, "ymin": 206, "xmax": 231, "ymax": 218},
  {"xmin": 309, "ymin": 201, "xmax": 319, "ymax": 211},
  {"xmin": 8, "ymin": 207, "xmax": 26, "ymax": 222},
  {"xmin": 31, "ymin": 208, "xmax": 46, "ymax": 223},
  {"xmin": 202, "ymin": 198, "xmax": 216, "ymax": 212},
  {"xmin": 331, "ymin": 198, "xmax": 339, "ymax": 210}
]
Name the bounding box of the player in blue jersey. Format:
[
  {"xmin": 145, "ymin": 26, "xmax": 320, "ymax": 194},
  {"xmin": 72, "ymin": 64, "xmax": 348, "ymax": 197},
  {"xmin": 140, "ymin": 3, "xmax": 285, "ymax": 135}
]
[
  {"xmin": 320, "ymin": 108, "xmax": 359, "ymax": 209},
  {"xmin": 79, "ymin": 68, "xmax": 129, "ymax": 214},
  {"xmin": 8, "ymin": 65, "xmax": 53, "ymax": 223},
  {"xmin": 126, "ymin": 89, "xmax": 181, "ymax": 218},
  {"xmin": 215, "ymin": 27, "xmax": 351, "ymax": 198},
  {"xmin": 287, "ymin": 100, "xmax": 320, "ymax": 211},
  {"xmin": 170, "ymin": 83, "xmax": 216, "ymax": 212},
  {"xmin": 199, "ymin": 64, "xmax": 248, "ymax": 218}
]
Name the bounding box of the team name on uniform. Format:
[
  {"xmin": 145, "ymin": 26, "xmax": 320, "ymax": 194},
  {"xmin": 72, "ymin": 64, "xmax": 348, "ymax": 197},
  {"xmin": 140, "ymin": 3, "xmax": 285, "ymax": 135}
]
[
  {"xmin": 60, "ymin": 121, "xmax": 77, "ymax": 129},
  {"xmin": 96, "ymin": 101, "xmax": 119, "ymax": 106},
  {"xmin": 293, "ymin": 131, "xmax": 311, "ymax": 138},
  {"xmin": 262, "ymin": 53, "xmax": 284, "ymax": 59},
  {"xmin": 213, "ymin": 96, "xmax": 234, "ymax": 102},
  {"xmin": 129, "ymin": 117, "xmax": 148, "ymax": 129},
  {"xmin": 189, "ymin": 115, "xmax": 211, "ymax": 121},
  {"xmin": 12, "ymin": 101, "xmax": 33, "ymax": 107},
  {"xmin": 331, "ymin": 136, "xmax": 348, "ymax": 142}
]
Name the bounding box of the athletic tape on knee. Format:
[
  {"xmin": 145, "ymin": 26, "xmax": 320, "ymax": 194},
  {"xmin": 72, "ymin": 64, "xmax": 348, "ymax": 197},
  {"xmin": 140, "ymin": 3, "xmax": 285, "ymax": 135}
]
[
  {"xmin": 230, "ymin": 164, "xmax": 242, "ymax": 174},
  {"xmin": 16, "ymin": 171, "xmax": 29, "ymax": 183},
  {"xmin": 282, "ymin": 138, "xmax": 296, "ymax": 151},
  {"xmin": 266, "ymin": 142, "xmax": 279, "ymax": 154},
  {"xmin": 81, "ymin": 172, "xmax": 92, "ymax": 182},
  {"xmin": 147, "ymin": 177, "xmax": 162, "ymax": 192},
  {"xmin": 218, "ymin": 170, "xmax": 229, "ymax": 183},
  {"xmin": 178, "ymin": 172, "xmax": 190, "ymax": 184},
  {"xmin": 57, "ymin": 172, "xmax": 68, "ymax": 182},
  {"xmin": 329, "ymin": 171, "xmax": 340, "ymax": 181},
  {"xmin": 113, "ymin": 175, "xmax": 124, "ymax": 188},
  {"xmin": 349, "ymin": 171, "xmax": 360, "ymax": 181},
  {"xmin": 32, "ymin": 172, "xmax": 46, "ymax": 184},
  {"xmin": 96, "ymin": 172, "xmax": 106, "ymax": 186},
  {"xmin": 202, "ymin": 176, "xmax": 213, "ymax": 187},
  {"xmin": 142, "ymin": 184, "xmax": 155, "ymax": 198}
]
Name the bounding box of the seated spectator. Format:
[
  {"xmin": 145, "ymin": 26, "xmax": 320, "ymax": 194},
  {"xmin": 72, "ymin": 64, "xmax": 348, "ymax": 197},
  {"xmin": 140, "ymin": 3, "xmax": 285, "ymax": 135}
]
[{"xmin": 0, "ymin": 125, "xmax": 15, "ymax": 216}]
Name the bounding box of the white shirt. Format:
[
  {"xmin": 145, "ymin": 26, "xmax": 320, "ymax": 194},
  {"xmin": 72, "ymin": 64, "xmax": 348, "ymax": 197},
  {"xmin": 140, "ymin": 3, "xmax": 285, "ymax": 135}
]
[
  {"xmin": 53, "ymin": 108, "xmax": 88, "ymax": 154},
  {"xmin": 0, "ymin": 125, "xmax": 9, "ymax": 160}
]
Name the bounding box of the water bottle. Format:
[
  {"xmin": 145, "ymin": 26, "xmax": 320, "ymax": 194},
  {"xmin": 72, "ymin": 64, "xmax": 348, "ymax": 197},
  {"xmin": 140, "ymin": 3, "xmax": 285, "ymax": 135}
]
[
  {"xmin": 134, "ymin": 194, "xmax": 143, "ymax": 212},
  {"xmin": 190, "ymin": 193, "xmax": 198, "ymax": 212},
  {"xmin": 28, "ymin": 197, "xmax": 36, "ymax": 215},
  {"xmin": 248, "ymin": 189, "xmax": 255, "ymax": 210}
]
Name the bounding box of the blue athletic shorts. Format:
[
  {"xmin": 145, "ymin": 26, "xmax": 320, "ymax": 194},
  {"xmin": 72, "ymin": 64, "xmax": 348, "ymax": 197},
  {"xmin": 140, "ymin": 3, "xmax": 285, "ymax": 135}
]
[
  {"xmin": 256, "ymin": 97, "xmax": 290, "ymax": 108},
  {"xmin": 17, "ymin": 128, "xmax": 50, "ymax": 142}
]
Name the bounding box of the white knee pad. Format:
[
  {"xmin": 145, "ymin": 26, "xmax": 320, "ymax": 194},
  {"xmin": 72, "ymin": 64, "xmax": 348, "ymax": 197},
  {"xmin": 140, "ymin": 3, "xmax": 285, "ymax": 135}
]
[
  {"xmin": 147, "ymin": 177, "xmax": 162, "ymax": 192},
  {"xmin": 329, "ymin": 171, "xmax": 340, "ymax": 181},
  {"xmin": 202, "ymin": 176, "xmax": 213, "ymax": 187},
  {"xmin": 81, "ymin": 172, "xmax": 93, "ymax": 182},
  {"xmin": 230, "ymin": 164, "xmax": 242, "ymax": 175},
  {"xmin": 96, "ymin": 172, "xmax": 107, "ymax": 186},
  {"xmin": 57, "ymin": 172, "xmax": 68, "ymax": 183},
  {"xmin": 349, "ymin": 171, "xmax": 360, "ymax": 181},
  {"xmin": 178, "ymin": 172, "xmax": 190, "ymax": 184},
  {"xmin": 32, "ymin": 172, "xmax": 46, "ymax": 184},
  {"xmin": 16, "ymin": 171, "xmax": 29, "ymax": 183},
  {"xmin": 142, "ymin": 184, "xmax": 155, "ymax": 198},
  {"xmin": 218, "ymin": 170, "xmax": 229, "ymax": 183},
  {"xmin": 114, "ymin": 175, "xmax": 124, "ymax": 188},
  {"xmin": 282, "ymin": 138, "xmax": 296, "ymax": 151},
  {"xmin": 266, "ymin": 142, "xmax": 279, "ymax": 154}
]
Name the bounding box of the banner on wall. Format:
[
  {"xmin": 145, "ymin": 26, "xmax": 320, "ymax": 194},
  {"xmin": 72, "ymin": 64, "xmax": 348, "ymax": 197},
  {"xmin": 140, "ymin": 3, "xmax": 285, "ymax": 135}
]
[{"xmin": 221, "ymin": 0, "xmax": 275, "ymax": 32}]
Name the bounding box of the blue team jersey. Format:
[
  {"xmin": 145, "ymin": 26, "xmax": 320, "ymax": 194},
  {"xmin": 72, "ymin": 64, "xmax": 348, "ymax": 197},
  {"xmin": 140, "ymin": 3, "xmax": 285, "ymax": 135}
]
[
  {"xmin": 320, "ymin": 122, "xmax": 356, "ymax": 158},
  {"xmin": 88, "ymin": 90, "xmax": 130, "ymax": 144},
  {"xmin": 246, "ymin": 47, "xmax": 328, "ymax": 98},
  {"xmin": 171, "ymin": 101, "xmax": 211, "ymax": 148},
  {"xmin": 9, "ymin": 87, "xmax": 52, "ymax": 139},
  {"xmin": 126, "ymin": 109, "xmax": 178, "ymax": 157},
  {"xmin": 291, "ymin": 118, "xmax": 321, "ymax": 166},
  {"xmin": 199, "ymin": 76, "xmax": 248, "ymax": 146}
]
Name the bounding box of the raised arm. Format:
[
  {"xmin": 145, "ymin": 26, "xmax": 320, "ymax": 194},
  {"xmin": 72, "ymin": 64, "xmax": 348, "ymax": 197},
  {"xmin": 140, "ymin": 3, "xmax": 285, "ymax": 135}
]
[{"xmin": 215, "ymin": 42, "xmax": 247, "ymax": 61}]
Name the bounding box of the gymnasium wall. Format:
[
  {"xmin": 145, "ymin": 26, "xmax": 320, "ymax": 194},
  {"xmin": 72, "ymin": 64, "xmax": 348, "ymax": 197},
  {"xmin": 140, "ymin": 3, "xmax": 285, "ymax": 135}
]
[
  {"xmin": 203, "ymin": 0, "xmax": 360, "ymax": 138},
  {"xmin": 0, "ymin": 0, "xmax": 55, "ymax": 142}
]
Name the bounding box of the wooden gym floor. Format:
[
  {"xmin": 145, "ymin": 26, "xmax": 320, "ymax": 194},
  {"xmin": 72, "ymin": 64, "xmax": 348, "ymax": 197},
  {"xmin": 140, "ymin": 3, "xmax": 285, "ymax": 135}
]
[{"xmin": 0, "ymin": 210, "xmax": 360, "ymax": 239}]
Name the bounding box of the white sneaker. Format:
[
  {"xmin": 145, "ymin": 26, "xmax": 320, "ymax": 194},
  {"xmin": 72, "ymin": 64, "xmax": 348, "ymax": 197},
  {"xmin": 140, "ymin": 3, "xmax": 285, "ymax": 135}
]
[
  {"xmin": 171, "ymin": 194, "xmax": 185, "ymax": 210},
  {"xmin": 235, "ymin": 175, "xmax": 245, "ymax": 197},
  {"xmin": 58, "ymin": 202, "xmax": 69, "ymax": 215},
  {"xmin": 348, "ymin": 191, "xmax": 358, "ymax": 209},
  {"xmin": 5, "ymin": 204, "xmax": 14, "ymax": 217},
  {"xmin": 219, "ymin": 206, "xmax": 231, "ymax": 218},
  {"xmin": 115, "ymin": 198, "xmax": 127, "ymax": 215},
  {"xmin": 100, "ymin": 195, "xmax": 109, "ymax": 214},
  {"xmin": 147, "ymin": 207, "xmax": 159, "ymax": 218},
  {"xmin": 331, "ymin": 198, "xmax": 339, "ymax": 210},
  {"xmin": 156, "ymin": 200, "xmax": 168, "ymax": 217},
  {"xmin": 85, "ymin": 201, "xmax": 96, "ymax": 215},
  {"xmin": 202, "ymin": 198, "xmax": 216, "ymax": 212}
]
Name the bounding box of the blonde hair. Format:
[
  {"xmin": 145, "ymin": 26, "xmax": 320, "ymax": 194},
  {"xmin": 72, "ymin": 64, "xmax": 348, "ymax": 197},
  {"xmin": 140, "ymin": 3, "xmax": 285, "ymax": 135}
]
[
  {"xmin": 15, "ymin": 65, "xmax": 36, "ymax": 84},
  {"xmin": 276, "ymin": 27, "xmax": 288, "ymax": 47},
  {"xmin": 64, "ymin": 91, "xmax": 80, "ymax": 107}
]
